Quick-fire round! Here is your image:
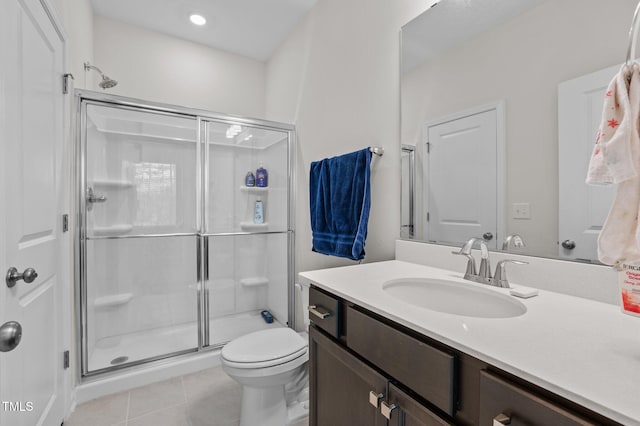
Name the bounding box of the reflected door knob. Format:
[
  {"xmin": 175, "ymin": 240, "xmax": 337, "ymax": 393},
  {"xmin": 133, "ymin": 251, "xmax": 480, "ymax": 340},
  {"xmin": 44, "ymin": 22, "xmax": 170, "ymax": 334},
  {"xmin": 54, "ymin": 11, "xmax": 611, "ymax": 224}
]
[
  {"xmin": 561, "ymin": 240, "xmax": 576, "ymax": 250},
  {"xmin": 0, "ymin": 321, "xmax": 22, "ymax": 352},
  {"xmin": 6, "ymin": 267, "xmax": 38, "ymax": 288}
]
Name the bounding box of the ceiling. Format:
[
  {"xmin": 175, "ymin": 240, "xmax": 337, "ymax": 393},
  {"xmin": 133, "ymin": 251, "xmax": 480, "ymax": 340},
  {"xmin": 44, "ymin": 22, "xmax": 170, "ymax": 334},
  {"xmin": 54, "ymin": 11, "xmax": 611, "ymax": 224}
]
[
  {"xmin": 401, "ymin": 0, "xmax": 544, "ymax": 73},
  {"xmin": 91, "ymin": 0, "xmax": 317, "ymax": 62}
]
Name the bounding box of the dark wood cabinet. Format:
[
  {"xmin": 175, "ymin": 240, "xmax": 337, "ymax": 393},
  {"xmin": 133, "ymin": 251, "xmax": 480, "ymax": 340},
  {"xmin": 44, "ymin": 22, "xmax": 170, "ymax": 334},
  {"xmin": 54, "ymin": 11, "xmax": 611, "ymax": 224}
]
[
  {"xmin": 309, "ymin": 326, "xmax": 387, "ymax": 426},
  {"xmin": 308, "ymin": 285, "xmax": 621, "ymax": 426},
  {"xmin": 478, "ymin": 371, "xmax": 603, "ymax": 426},
  {"xmin": 388, "ymin": 383, "xmax": 454, "ymax": 426},
  {"xmin": 347, "ymin": 306, "xmax": 457, "ymax": 416}
]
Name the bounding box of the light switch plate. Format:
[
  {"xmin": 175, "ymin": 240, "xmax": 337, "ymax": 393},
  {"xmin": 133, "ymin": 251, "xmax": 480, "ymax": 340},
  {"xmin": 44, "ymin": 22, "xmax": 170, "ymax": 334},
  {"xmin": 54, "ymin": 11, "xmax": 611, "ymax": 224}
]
[{"xmin": 512, "ymin": 203, "xmax": 531, "ymax": 219}]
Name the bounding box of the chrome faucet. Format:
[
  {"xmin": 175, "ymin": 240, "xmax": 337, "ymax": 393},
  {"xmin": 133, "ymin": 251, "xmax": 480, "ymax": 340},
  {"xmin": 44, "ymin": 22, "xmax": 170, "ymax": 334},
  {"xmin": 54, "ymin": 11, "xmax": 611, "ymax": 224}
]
[{"xmin": 453, "ymin": 238, "xmax": 527, "ymax": 288}]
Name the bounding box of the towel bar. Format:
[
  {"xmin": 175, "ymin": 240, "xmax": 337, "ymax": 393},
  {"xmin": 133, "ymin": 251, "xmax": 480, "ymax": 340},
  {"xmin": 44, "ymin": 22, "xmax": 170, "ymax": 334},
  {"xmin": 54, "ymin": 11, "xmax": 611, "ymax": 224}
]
[
  {"xmin": 369, "ymin": 147, "xmax": 384, "ymax": 156},
  {"xmin": 626, "ymin": 1, "xmax": 640, "ymax": 66}
]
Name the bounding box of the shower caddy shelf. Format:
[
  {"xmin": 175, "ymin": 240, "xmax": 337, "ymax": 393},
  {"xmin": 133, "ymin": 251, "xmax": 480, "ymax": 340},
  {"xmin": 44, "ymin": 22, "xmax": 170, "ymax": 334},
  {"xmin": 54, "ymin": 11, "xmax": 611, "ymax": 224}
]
[
  {"xmin": 91, "ymin": 224, "xmax": 134, "ymax": 236},
  {"xmin": 239, "ymin": 184, "xmax": 270, "ymax": 231},
  {"xmin": 240, "ymin": 185, "xmax": 269, "ymax": 193},
  {"xmin": 94, "ymin": 293, "xmax": 134, "ymax": 308},
  {"xmin": 239, "ymin": 222, "xmax": 269, "ymax": 231},
  {"xmin": 92, "ymin": 179, "xmax": 134, "ymax": 189},
  {"xmin": 239, "ymin": 277, "xmax": 269, "ymax": 288}
]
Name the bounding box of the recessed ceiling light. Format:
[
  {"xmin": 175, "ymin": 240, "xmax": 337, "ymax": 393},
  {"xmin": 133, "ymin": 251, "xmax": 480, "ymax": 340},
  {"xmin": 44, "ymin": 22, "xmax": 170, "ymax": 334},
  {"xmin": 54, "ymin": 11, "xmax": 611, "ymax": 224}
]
[{"xmin": 189, "ymin": 14, "xmax": 206, "ymax": 26}]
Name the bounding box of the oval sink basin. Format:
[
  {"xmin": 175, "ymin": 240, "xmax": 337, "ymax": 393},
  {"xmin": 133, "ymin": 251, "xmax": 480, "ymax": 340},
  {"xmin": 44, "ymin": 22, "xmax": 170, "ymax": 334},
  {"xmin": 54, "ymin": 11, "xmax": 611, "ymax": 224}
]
[{"xmin": 382, "ymin": 278, "xmax": 527, "ymax": 318}]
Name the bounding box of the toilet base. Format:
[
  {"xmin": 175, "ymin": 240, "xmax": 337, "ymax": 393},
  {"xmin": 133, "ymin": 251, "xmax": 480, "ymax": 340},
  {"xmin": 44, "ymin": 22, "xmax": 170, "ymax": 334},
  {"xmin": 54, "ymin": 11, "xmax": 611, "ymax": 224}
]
[
  {"xmin": 240, "ymin": 384, "xmax": 287, "ymax": 426},
  {"xmin": 239, "ymin": 384, "xmax": 309, "ymax": 426}
]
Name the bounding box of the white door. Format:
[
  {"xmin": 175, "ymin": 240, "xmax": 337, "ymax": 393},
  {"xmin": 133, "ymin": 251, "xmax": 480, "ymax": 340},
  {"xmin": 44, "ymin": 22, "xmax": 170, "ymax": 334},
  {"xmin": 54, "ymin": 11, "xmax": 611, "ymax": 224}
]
[
  {"xmin": 558, "ymin": 64, "xmax": 618, "ymax": 262},
  {"xmin": 0, "ymin": 0, "xmax": 67, "ymax": 425},
  {"xmin": 424, "ymin": 106, "xmax": 503, "ymax": 249}
]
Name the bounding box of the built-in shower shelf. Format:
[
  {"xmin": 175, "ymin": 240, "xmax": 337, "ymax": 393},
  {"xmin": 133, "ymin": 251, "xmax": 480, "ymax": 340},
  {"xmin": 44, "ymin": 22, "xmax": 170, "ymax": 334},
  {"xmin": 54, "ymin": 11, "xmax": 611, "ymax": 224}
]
[
  {"xmin": 239, "ymin": 222, "xmax": 269, "ymax": 231},
  {"xmin": 92, "ymin": 179, "xmax": 135, "ymax": 189},
  {"xmin": 92, "ymin": 224, "xmax": 134, "ymax": 236},
  {"xmin": 240, "ymin": 277, "xmax": 269, "ymax": 288},
  {"xmin": 240, "ymin": 186, "xmax": 269, "ymax": 194},
  {"xmin": 94, "ymin": 293, "xmax": 133, "ymax": 308}
]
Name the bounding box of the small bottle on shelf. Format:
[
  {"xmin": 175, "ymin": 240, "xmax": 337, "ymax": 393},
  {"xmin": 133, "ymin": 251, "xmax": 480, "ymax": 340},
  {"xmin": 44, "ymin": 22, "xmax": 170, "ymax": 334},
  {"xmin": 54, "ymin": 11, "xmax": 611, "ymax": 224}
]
[
  {"xmin": 245, "ymin": 171, "xmax": 256, "ymax": 187},
  {"xmin": 254, "ymin": 198, "xmax": 264, "ymax": 224}
]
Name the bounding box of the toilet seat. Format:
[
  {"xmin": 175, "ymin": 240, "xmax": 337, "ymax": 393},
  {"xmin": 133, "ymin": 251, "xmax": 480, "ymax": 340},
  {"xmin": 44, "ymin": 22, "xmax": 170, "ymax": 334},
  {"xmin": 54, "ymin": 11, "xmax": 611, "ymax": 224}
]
[{"xmin": 222, "ymin": 328, "xmax": 308, "ymax": 369}]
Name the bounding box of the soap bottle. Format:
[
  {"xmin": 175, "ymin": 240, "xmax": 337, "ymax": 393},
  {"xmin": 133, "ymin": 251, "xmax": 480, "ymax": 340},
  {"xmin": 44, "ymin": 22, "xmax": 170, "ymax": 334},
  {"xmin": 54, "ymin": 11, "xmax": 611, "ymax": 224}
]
[
  {"xmin": 245, "ymin": 171, "xmax": 255, "ymax": 187},
  {"xmin": 256, "ymin": 164, "xmax": 268, "ymax": 187},
  {"xmin": 254, "ymin": 198, "xmax": 264, "ymax": 224}
]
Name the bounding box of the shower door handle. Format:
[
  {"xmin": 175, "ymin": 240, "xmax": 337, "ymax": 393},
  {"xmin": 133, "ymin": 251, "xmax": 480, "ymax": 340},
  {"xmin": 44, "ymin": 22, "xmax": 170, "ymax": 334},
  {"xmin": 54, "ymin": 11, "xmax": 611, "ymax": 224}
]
[{"xmin": 87, "ymin": 187, "xmax": 107, "ymax": 211}]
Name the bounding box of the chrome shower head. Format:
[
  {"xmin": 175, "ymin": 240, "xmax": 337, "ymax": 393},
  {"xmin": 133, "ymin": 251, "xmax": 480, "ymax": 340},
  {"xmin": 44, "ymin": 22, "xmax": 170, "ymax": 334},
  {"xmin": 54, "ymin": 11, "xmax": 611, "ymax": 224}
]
[
  {"xmin": 84, "ymin": 62, "xmax": 118, "ymax": 90},
  {"xmin": 98, "ymin": 75, "xmax": 118, "ymax": 89}
]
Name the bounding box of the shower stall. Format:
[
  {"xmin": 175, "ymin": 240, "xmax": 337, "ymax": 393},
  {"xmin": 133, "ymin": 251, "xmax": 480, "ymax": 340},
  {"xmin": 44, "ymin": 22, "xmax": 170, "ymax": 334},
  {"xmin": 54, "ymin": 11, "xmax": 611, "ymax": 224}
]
[{"xmin": 75, "ymin": 90, "xmax": 295, "ymax": 377}]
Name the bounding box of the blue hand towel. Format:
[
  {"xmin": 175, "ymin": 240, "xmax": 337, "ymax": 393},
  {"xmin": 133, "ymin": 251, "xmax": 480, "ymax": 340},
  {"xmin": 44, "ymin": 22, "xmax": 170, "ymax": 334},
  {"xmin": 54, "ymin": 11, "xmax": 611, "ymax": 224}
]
[{"xmin": 309, "ymin": 148, "xmax": 372, "ymax": 260}]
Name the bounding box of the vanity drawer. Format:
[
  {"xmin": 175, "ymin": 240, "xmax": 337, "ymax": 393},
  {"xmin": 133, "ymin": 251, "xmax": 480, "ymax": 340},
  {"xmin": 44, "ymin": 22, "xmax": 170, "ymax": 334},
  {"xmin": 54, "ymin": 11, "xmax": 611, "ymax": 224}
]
[
  {"xmin": 479, "ymin": 371, "xmax": 600, "ymax": 426},
  {"xmin": 309, "ymin": 286, "xmax": 341, "ymax": 339},
  {"xmin": 346, "ymin": 306, "xmax": 457, "ymax": 416}
]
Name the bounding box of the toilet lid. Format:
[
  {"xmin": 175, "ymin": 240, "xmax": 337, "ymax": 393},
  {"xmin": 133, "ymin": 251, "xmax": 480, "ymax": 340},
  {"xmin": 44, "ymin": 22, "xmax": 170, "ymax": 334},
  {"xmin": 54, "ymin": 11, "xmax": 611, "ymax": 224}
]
[{"xmin": 222, "ymin": 328, "xmax": 307, "ymax": 368}]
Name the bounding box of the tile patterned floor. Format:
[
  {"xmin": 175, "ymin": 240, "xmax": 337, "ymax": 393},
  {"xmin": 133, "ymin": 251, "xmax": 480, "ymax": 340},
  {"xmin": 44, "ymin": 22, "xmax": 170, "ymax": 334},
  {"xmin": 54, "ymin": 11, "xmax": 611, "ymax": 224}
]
[{"xmin": 65, "ymin": 366, "xmax": 309, "ymax": 426}]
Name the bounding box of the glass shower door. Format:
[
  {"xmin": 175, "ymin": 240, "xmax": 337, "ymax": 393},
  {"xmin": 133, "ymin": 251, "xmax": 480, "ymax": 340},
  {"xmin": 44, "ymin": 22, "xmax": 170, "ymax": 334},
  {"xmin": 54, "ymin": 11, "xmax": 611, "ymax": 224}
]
[
  {"xmin": 203, "ymin": 120, "xmax": 292, "ymax": 347},
  {"xmin": 81, "ymin": 103, "xmax": 200, "ymax": 374}
]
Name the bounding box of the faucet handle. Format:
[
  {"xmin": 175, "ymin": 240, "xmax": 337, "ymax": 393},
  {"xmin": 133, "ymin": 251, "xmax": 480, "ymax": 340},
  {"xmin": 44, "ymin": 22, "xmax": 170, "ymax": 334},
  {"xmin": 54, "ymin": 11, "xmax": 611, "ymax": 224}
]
[
  {"xmin": 478, "ymin": 242, "xmax": 491, "ymax": 279},
  {"xmin": 493, "ymin": 259, "xmax": 528, "ymax": 288},
  {"xmin": 451, "ymin": 250, "xmax": 477, "ymax": 280}
]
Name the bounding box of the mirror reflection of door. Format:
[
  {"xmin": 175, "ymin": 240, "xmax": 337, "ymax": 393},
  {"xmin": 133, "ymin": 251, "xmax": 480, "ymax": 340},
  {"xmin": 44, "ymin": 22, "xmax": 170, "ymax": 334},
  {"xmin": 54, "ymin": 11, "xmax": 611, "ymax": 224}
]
[
  {"xmin": 558, "ymin": 64, "xmax": 617, "ymax": 262},
  {"xmin": 424, "ymin": 104, "xmax": 504, "ymax": 250}
]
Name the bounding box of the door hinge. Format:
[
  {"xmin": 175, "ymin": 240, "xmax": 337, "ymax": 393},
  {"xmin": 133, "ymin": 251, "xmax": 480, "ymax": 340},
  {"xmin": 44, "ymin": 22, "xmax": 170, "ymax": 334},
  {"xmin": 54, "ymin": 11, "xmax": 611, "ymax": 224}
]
[
  {"xmin": 427, "ymin": 212, "xmax": 430, "ymax": 222},
  {"xmin": 426, "ymin": 142, "xmax": 431, "ymax": 153},
  {"xmin": 62, "ymin": 73, "xmax": 74, "ymax": 95},
  {"xmin": 63, "ymin": 350, "xmax": 70, "ymax": 369},
  {"xmin": 62, "ymin": 214, "xmax": 69, "ymax": 232}
]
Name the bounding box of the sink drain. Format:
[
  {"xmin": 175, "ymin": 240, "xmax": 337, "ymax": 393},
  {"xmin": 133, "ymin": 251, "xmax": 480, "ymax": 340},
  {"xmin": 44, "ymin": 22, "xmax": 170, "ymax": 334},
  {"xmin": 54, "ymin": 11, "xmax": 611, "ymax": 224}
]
[{"xmin": 111, "ymin": 356, "xmax": 129, "ymax": 365}]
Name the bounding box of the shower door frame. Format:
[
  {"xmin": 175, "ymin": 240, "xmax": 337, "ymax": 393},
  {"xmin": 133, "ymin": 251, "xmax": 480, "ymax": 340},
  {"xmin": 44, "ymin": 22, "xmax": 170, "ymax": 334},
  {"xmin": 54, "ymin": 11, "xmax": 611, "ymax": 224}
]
[{"xmin": 74, "ymin": 90, "xmax": 296, "ymax": 379}]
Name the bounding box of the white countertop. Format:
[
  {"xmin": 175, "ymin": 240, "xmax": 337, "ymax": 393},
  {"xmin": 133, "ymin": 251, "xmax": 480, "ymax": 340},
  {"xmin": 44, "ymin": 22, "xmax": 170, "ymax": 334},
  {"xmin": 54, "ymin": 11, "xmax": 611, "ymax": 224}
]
[{"xmin": 299, "ymin": 260, "xmax": 640, "ymax": 425}]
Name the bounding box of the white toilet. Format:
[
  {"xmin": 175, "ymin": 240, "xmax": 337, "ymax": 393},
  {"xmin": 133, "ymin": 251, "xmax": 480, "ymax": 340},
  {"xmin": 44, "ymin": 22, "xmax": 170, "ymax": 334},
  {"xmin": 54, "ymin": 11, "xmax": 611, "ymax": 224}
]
[{"xmin": 221, "ymin": 327, "xmax": 309, "ymax": 426}]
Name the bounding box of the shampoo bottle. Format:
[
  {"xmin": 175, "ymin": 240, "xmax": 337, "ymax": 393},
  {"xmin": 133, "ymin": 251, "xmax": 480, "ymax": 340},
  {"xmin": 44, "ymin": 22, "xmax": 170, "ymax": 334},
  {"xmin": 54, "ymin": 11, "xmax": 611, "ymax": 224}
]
[
  {"xmin": 245, "ymin": 171, "xmax": 255, "ymax": 187},
  {"xmin": 256, "ymin": 164, "xmax": 268, "ymax": 187},
  {"xmin": 254, "ymin": 198, "xmax": 264, "ymax": 224}
]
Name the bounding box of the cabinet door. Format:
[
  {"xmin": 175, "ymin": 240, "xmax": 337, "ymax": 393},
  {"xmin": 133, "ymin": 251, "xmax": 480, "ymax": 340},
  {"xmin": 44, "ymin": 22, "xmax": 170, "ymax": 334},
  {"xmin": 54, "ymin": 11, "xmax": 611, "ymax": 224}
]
[
  {"xmin": 309, "ymin": 326, "xmax": 387, "ymax": 426},
  {"xmin": 386, "ymin": 383, "xmax": 454, "ymax": 426},
  {"xmin": 479, "ymin": 371, "xmax": 599, "ymax": 426}
]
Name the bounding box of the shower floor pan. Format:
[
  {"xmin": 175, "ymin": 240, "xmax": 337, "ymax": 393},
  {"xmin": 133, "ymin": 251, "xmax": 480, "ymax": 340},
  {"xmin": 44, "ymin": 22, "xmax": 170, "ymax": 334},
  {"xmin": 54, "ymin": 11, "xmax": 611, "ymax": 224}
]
[{"xmin": 87, "ymin": 310, "xmax": 282, "ymax": 373}]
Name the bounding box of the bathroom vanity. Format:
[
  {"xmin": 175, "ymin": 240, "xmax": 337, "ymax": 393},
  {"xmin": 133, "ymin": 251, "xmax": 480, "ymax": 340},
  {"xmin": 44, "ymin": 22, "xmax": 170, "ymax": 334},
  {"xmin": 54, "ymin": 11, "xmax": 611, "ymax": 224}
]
[{"xmin": 300, "ymin": 260, "xmax": 639, "ymax": 426}]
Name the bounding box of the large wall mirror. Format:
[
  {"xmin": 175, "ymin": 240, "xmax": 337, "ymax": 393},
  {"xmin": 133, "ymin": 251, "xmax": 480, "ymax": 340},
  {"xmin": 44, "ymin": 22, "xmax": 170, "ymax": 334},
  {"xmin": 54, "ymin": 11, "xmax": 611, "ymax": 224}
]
[{"xmin": 401, "ymin": 0, "xmax": 638, "ymax": 262}]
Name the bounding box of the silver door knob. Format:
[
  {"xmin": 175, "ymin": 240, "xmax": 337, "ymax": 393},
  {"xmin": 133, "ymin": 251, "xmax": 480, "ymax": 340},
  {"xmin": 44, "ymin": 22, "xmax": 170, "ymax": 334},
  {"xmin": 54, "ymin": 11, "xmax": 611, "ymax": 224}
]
[
  {"xmin": 483, "ymin": 232, "xmax": 494, "ymax": 241},
  {"xmin": 561, "ymin": 240, "xmax": 576, "ymax": 250},
  {"xmin": 6, "ymin": 267, "xmax": 38, "ymax": 288},
  {"xmin": 0, "ymin": 321, "xmax": 22, "ymax": 352}
]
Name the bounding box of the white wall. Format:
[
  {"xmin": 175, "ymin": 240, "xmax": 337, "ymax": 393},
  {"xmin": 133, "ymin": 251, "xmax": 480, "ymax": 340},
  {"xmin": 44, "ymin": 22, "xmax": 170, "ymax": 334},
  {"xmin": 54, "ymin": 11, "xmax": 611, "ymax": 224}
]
[
  {"xmin": 402, "ymin": 0, "xmax": 638, "ymax": 257},
  {"xmin": 265, "ymin": 0, "xmax": 433, "ymax": 274},
  {"xmin": 93, "ymin": 16, "xmax": 266, "ymax": 118},
  {"xmin": 51, "ymin": 0, "xmax": 94, "ymax": 88}
]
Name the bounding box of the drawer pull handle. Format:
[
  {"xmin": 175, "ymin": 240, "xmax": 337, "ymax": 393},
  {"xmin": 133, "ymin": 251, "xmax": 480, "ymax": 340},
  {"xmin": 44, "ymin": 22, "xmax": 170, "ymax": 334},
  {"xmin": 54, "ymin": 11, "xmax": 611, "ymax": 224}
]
[
  {"xmin": 493, "ymin": 413, "xmax": 511, "ymax": 426},
  {"xmin": 308, "ymin": 305, "xmax": 332, "ymax": 319},
  {"xmin": 380, "ymin": 401, "xmax": 397, "ymax": 420},
  {"xmin": 368, "ymin": 391, "xmax": 384, "ymax": 408}
]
